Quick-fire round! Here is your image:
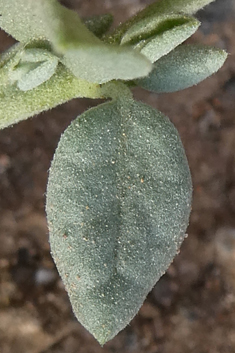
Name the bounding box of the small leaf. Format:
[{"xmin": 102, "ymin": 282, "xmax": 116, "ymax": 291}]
[
  {"xmin": 0, "ymin": 43, "xmax": 25, "ymax": 93},
  {"xmin": 0, "ymin": 43, "xmax": 24, "ymax": 69},
  {"xmin": 135, "ymin": 16, "xmax": 200, "ymax": 63},
  {"xmin": 83, "ymin": 14, "xmax": 113, "ymax": 38},
  {"xmin": 17, "ymin": 57, "xmax": 59, "ymax": 91},
  {"xmin": 7, "ymin": 48, "xmax": 59, "ymax": 91},
  {"xmin": 105, "ymin": 0, "xmax": 214, "ymax": 45},
  {"xmin": 19, "ymin": 48, "xmax": 58, "ymax": 63},
  {"xmin": 46, "ymin": 98, "xmax": 192, "ymax": 344},
  {"xmin": 0, "ymin": 64, "xmax": 103, "ymax": 129},
  {"xmin": 137, "ymin": 44, "xmax": 227, "ymax": 93}
]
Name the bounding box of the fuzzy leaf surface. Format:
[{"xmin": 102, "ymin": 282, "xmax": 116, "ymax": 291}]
[
  {"xmin": 41, "ymin": 0, "xmax": 152, "ymax": 83},
  {"xmin": 17, "ymin": 57, "xmax": 59, "ymax": 91},
  {"xmin": 14, "ymin": 48, "xmax": 59, "ymax": 91},
  {"xmin": 0, "ymin": 0, "xmax": 100, "ymax": 44},
  {"xmin": 144, "ymin": 0, "xmax": 216, "ymax": 16},
  {"xmin": 137, "ymin": 44, "xmax": 227, "ymax": 93},
  {"xmin": 135, "ymin": 16, "xmax": 200, "ymax": 63},
  {"xmin": 106, "ymin": 0, "xmax": 214, "ymax": 45},
  {"xmin": 61, "ymin": 46, "xmax": 152, "ymax": 84},
  {"xmin": 0, "ymin": 0, "xmax": 50, "ymax": 42},
  {"xmin": 46, "ymin": 98, "xmax": 192, "ymax": 344},
  {"xmin": 0, "ymin": 0, "xmax": 151, "ymax": 83},
  {"xmin": 0, "ymin": 64, "xmax": 102, "ymax": 129},
  {"xmin": 0, "ymin": 43, "xmax": 25, "ymax": 69}
]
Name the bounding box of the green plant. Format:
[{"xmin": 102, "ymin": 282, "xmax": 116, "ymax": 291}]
[{"xmin": 0, "ymin": 0, "xmax": 227, "ymax": 345}]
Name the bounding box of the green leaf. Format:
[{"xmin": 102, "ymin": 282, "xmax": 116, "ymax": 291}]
[
  {"xmin": 137, "ymin": 44, "xmax": 228, "ymax": 93},
  {"xmin": 0, "ymin": 43, "xmax": 24, "ymax": 69},
  {"xmin": 18, "ymin": 47, "xmax": 58, "ymax": 63},
  {"xmin": 0, "ymin": 0, "xmax": 100, "ymax": 45},
  {"xmin": 105, "ymin": 0, "xmax": 214, "ymax": 45},
  {"xmin": 41, "ymin": 0, "xmax": 152, "ymax": 83},
  {"xmin": 46, "ymin": 98, "xmax": 192, "ymax": 344},
  {"xmin": 135, "ymin": 16, "xmax": 200, "ymax": 63},
  {"xmin": 10, "ymin": 48, "xmax": 59, "ymax": 91},
  {"xmin": 0, "ymin": 0, "xmax": 102, "ymax": 47},
  {"xmin": 83, "ymin": 14, "xmax": 113, "ymax": 38},
  {"xmin": 17, "ymin": 57, "xmax": 59, "ymax": 91},
  {"xmin": 0, "ymin": 0, "xmax": 152, "ymax": 83},
  {"xmin": 120, "ymin": 15, "xmax": 198, "ymax": 48},
  {"xmin": 61, "ymin": 46, "xmax": 152, "ymax": 84},
  {"xmin": 0, "ymin": 43, "xmax": 25, "ymax": 95},
  {"xmin": 0, "ymin": 64, "xmax": 103, "ymax": 129},
  {"xmin": 145, "ymin": 0, "xmax": 216, "ymax": 16},
  {"xmin": 41, "ymin": 0, "xmax": 101, "ymax": 51},
  {"xmin": 0, "ymin": 0, "xmax": 49, "ymax": 42}
]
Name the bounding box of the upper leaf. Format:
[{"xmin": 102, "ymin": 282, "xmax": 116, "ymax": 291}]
[
  {"xmin": 46, "ymin": 97, "xmax": 192, "ymax": 344},
  {"xmin": 134, "ymin": 16, "xmax": 200, "ymax": 63},
  {"xmin": 40, "ymin": 0, "xmax": 101, "ymax": 50},
  {"xmin": 41, "ymin": 0, "xmax": 152, "ymax": 83},
  {"xmin": 0, "ymin": 0, "xmax": 49, "ymax": 42},
  {"xmin": 0, "ymin": 0, "xmax": 152, "ymax": 83},
  {"xmin": 146, "ymin": 0, "xmax": 216, "ymax": 16},
  {"xmin": 61, "ymin": 46, "xmax": 151, "ymax": 84},
  {"xmin": 0, "ymin": 0, "xmax": 101, "ymax": 45},
  {"xmin": 105, "ymin": 0, "xmax": 215, "ymax": 45},
  {"xmin": 136, "ymin": 44, "xmax": 227, "ymax": 93}
]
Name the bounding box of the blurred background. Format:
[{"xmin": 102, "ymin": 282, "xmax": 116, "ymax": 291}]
[{"xmin": 0, "ymin": 0, "xmax": 235, "ymax": 352}]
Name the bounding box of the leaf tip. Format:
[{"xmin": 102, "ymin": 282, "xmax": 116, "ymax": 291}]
[{"xmin": 209, "ymin": 47, "xmax": 228, "ymax": 74}]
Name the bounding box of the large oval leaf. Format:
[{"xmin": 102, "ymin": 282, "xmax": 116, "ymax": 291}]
[{"xmin": 46, "ymin": 98, "xmax": 192, "ymax": 344}]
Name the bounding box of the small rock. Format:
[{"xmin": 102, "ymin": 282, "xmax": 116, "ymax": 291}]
[{"xmin": 35, "ymin": 267, "xmax": 57, "ymax": 286}]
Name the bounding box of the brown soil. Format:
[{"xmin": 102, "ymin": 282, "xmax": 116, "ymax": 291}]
[{"xmin": 0, "ymin": 1, "xmax": 235, "ymax": 352}]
